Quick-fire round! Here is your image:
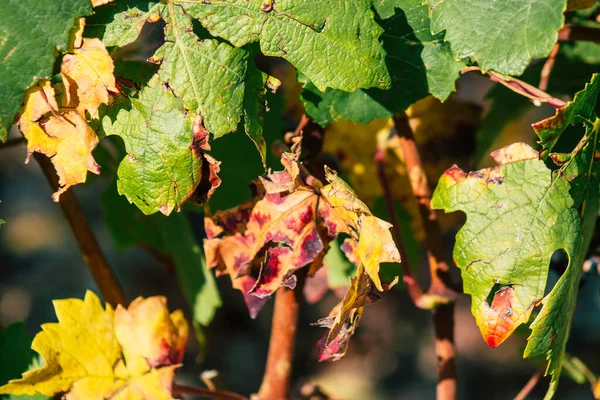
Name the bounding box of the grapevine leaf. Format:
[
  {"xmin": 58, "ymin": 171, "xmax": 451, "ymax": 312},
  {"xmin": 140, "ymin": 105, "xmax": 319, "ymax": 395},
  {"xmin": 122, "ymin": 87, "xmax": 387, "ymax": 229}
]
[
  {"xmin": 520, "ymin": 76, "xmax": 600, "ymax": 397},
  {"xmin": 100, "ymin": 3, "xmax": 271, "ymax": 152},
  {"xmin": 100, "ymin": 4, "xmax": 161, "ymax": 49},
  {"xmin": 100, "ymin": 155, "xmax": 222, "ymax": 326},
  {"xmin": 533, "ymin": 74, "xmax": 600, "ymax": 155},
  {"xmin": 18, "ymin": 83, "xmax": 100, "ymax": 201},
  {"xmin": 301, "ymin": 0, "xmax": 464, "ymax": 126},
  {"xmin": 0, "ymin": 0, "xmax": 92, "ymax": 141},
  {"xmin": 151, "ymin": 4, "xmax": 249, "ymax": 137},
  {"xmin": 431, "ymin": 143, "xmax": 580, "ymax": 348},
  {"xmin": 323, "ymin": 167, "xmax": 400, "ymax": 292},
  {"xmin": 102, "ymin": 76, "xmax": 204, "ymax": 215},
  {"xmin": 61, "ymin": 38, "xmax": 118, "ymax": 117},
  {"xmin": 185, "ymin": 0, "xmax": 391, "ymax": 92},
  {"xmin": 204, "ymin": 150, "xmax": 399, "ymax": 356},
  {"xmin": 527, "ymin": 174, "xmax": 598, "ymax": 399},
  {"xmin": 0, "ymin": 291, "xmax": 187, "ymax": 399},
  {"xmin": 427, "ymin": 0, "xmax": 566, "ymax": 76}
]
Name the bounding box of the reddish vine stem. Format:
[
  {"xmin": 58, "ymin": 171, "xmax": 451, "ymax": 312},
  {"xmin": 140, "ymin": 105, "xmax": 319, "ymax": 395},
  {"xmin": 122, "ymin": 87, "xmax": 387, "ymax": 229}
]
[
  {"xmin": 34, "ymin": 154, "xmax": 127, "ymax": 308},
  {"xmin": 461, "ymin": 66, "xmax": 567, "ymax": 109},
  {"xmin": 391, "ymin": 113, "xmax": 458, "ymax": 399},
  {"xmin": 539, "ymin": 43, "xmax": 561, "ymax": 92},
  {"xmin": 513, "ymin": 365, "xmax": 546, "ymax": 400},
  {"xmin": 391, "ymin": 114, "xmax": 459, "ymax": 300},
  {"xmin": 374, "ymin": 144, "xmax": 425, "ymax": 305},
  {"xmin": 257, "ymin": 278, "xmax": 304, "ymax": 400},
  {"xmin": 172, "ymin": 384, "xmax": 249, "ymax": 400}
]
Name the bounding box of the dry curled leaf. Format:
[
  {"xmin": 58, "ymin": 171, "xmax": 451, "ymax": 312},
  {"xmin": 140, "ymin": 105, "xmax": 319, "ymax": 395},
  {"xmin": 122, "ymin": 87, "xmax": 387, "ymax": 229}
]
[
  {"xmin": 18, "ymin": 83, "xmax": 100, "ymax": 200},
  {"xmin": 0, "ymin": 291, "xmax": 187, "ymax": 400},
  {"xmin": 61, "ymin": 38, "xmax": 118, "ymax": 117},
  {"xmin": 204, "ymin": 149, "xmax": 400, "ymax": 359}
]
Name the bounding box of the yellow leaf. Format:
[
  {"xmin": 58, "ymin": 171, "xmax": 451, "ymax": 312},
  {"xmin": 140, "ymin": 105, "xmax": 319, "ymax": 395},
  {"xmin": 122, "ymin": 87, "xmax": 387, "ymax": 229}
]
[
  {"xmin": 61, "ymin": 38, "xmax": 117, "ymax": 117},
  {"xmin": 0, "ymin": 291, "xmax": 186, "ymax": 400},
  {"xmin": 358, "ymin": 215, "xmax": 400, "ymax": 291},
  {"xmin": 18, "ymin": 85, "xmax": 101, "ymax": 200},
  {"xmin": 115, "ymin": 296, "xmax": 189, "ymax": 376},
  {"xmin": 18, "ymin": 81, "xmax": 58, "ymax": 163},
  {"xmin": 44, "ymin": 111, "xmax": 100, "ymax": 200}
]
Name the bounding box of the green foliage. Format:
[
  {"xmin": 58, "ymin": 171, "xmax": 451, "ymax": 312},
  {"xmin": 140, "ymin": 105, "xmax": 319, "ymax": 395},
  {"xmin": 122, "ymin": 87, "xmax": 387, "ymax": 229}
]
[
  {"xmin": 433, "ymin": 76, "xmax": 600, "ymax": 398},
  {"xmin": 102, "ymin": 77, "xmax": 202, "ymax": 216},
  {"xmin": 186, "ymin": 0, "xmax": 391, "ymax": 92},
  {"xmin": 0, "ymin": 0, "xmax": 92, "ymax": 141},
  {"xmin": 153, "ymin": 5, "xmax": 249, "ymax": 138},
  {"xmin": 432, "ymin": 144, "xmax": 580, "ymax": 347},
  {"xmin": 301, "ymin": 0, "xmax": 464, "ymax": 126},
  {"xmin": 427, "ymin": 0, "xmax": 566, "ymax": 76}
]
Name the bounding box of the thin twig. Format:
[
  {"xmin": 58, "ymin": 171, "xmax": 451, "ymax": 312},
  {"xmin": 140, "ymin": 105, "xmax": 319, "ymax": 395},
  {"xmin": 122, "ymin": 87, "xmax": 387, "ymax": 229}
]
[
  {"xmin": 391, "ymin": 114, "xmax": 460, "ymax": 301},
  {"xmin": 374, "ymin": 144, "xmax": 425, "ymax": 306},
  {"xmin": 513, "ymin": 365, "xmax": 546, "ymax": 400},
  {"xmin": 172, "ymin": 384, "xmax": 249, "ymax": 400},
  {"xmin": 462, "ymin": 66, "xmax": 567, "ymax": 109},
  {"xmin": 539, "ymin": 43, "xmax": 560, "ymax": 92},
  {"xmin": 391, "ymin": 113, "xmax": 459, "ymax": 399},
  {"xmin": 558, "ymin": 25, "xmax": 600, "ymax": 43},
  {"xmin": 34, "ymin": 153, "xmax": 127, "ymax": 307},
  {"xmin": 257, "ymin": 275, "xmax": 305, "ymax": 400}
]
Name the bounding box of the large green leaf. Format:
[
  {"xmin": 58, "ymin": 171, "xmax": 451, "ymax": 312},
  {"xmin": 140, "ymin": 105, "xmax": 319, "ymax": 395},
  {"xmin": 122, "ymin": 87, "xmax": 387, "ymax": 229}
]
[
  {"xmin": 102, "ymin": 77, "xmax": 202, "ymax": 216},
  {"xmin": 432, "ymin": 143, "xmax": 580, "ymax": 349},
  {"xmin": 185, "ymin": 0, "xmax": 391, "ymax": 92},
  {"xmin": 0, "ymin": 0, "xmax": 92, "ymax": 141},
  {"xmin": 428, "ymin": 0, "xmax": 566, "ymax": 76},
  {"xmin": 152, "ymin": 4, "xmax": 249, "ymax": 138},
  {"xmin": 300, "ymin": 0, "xmax": 463, "ymax": 126},
  {"xmin": 96, "ymin": 2, "xmax": 268, "ymax": 154},
  {"xmin": 433, "ymin": 75, "xmax": 600, "ymax": 399}
]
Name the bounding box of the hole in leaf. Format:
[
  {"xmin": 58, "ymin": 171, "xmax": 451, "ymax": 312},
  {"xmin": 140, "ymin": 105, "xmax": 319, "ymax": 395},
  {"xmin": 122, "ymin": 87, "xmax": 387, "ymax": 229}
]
[{"xmin": 485, "ymin": 282, "xmax": 515, "ymax": 307}]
